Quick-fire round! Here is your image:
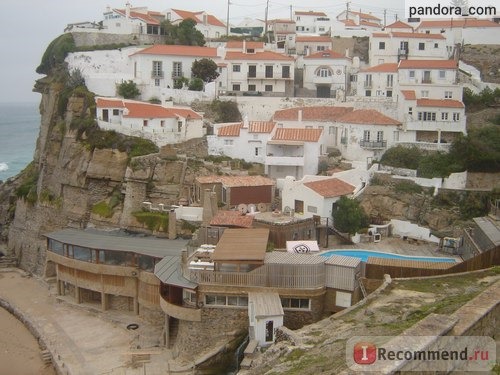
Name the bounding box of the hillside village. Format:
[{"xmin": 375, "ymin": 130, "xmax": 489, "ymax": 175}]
[{"xmin": 0, "ymin": 2, "xmax": 499, "ymax": 374}]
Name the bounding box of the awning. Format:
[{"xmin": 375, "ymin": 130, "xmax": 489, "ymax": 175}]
[
  {"xmin": 286, "ymin": 241, "xmax": 320, "ymax": 253},
  {"xmin": 154, "ymin": 255, "xmax": 198, "ymax": 289}
]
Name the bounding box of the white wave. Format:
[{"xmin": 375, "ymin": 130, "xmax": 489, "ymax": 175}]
[{"xmin": 0, "ymin": 162, "xmax": 8, "ymax": 172}]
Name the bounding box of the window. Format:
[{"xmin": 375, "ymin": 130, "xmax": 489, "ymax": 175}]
[
  {"xmin": 143, "ymin": 120, "xmax": 148, "ymax": 127},
  {"xmin": 439, "ymin": 70, "xmax": 446, "ymax": 79},
  {"xmin": 248, "ymin": 84, "xmax": 256, "ymax": 91},
  {"xmin": 318, "ymin": 27, "xmax": 325, "ymax": 32},
  {"xmin": 112, "ymin": 109, "xmax": 119, "ymax": 116},
  {"xmin": 177, "ymin": 121, "xmax": 182, "ymax": 132},
  {"xmin": 294, "ymin": 200, "xmax": 304, "ymax": 214},
  {"xmin": 441, "ymin": 112, "xmax": 449, "ymax": 120},
  {"xmin": 377, "ymin": 131, "xmax": 384, "ymax": 142},
  {"xmin": 307, "ymin": 205, "xmax": 317, "ymax": 213},
  {"xmin": 386, "ymin": 74, "xmax": 394, "ymax": 88},
  {"xmin": 183, "ymin": 290, "xmax": 197, "ymax": 304},
  {"xmin": 376, "ymin": 90, "xmax": 383, "ymax": 96},
  {"xmin": 317, "ymin": 45, "xmax": 325, "ymax": 51},
  {"xmin": 386, "ymin": 90, "xmax": 393, "ymax": 97},
  {"xmin": 265, "ymin": 85, "xmax": 273, "ymax": 92},
  {"xmin": 318, "ymin": 68, "xmax": 331, "ymax": 77},
  {"xmin": 246, "ymin": 48, "xmax": 255, "ymax": 53},
  {"xmin": 363, "ymin": 130, "xmax": 370, "ymax": 141},
  {"xmin": 205, "ymin": 295, "xmax": 248, "ymax": 307},
  {"xmin": 224, "ymin": 139, "xmax": 234, "ymax": 145},
  {"xmin": 418, "ymin": 112, "xmax": 436, "ymax": 121},
  {"xmin": 281, "ymin": 298, "xmax": 310, "ymax": 310},
  {"xmin": 445, "ymin": 91, "xmax": 452, "ymax": 99},
  {"xmin": 434, "ymin": 43, "xmax": 439, "ymax": 48},
  {"xmin": 232, "ymin": 64, "xmax": 241, "ymax": 72},
  {"xmin": 379, "ymin": 41, "xmax": 385, "ymax": 50},
  {"xmin": 160, "ymin": 120, "xmax": 165, "ymax": 127},
  {"xmin": 152, "ymin": 61, "xmax": 162, "ymax": 77},
  {"xmin": 154, "ymin": 78, "xmax": 160, "ymax": 86},
  {"xmin": 255, "ymin": 147, "xmax": 259, "ymax": 156},
  {"xmin": 365, "ymin": 90, "xmax": 371, "ymax": 97},
  {"xmin": 232, "ymin": 84, "xmax": 240, "ymax": 91},
  {"xmin": 393, "ymin": 131, "xmax": 400, "ymax": 142},
  {"xmin": 453, "ymin": 113, "xmax": 460, "ymax": 121},
  {"xmin": 408, "ymin": 107, "xmax": 413, "ymax": 115},
  {"xmin": 265, "ymin": 65, "xmax": 273, "ymax": 78},
  {"xmin": 329, "ymin": 126, "xmax": 335, "ymax": 135},
  {"xmin": 172, "ymin": 61, "xmax": 182, "ymax": 78},
  {"xmin": 282, "ymin": 65, "xmax": 290, "ymax": 78},
  {"xmin": 422, "ymin": 70, "xmax": 431, "ymax": 83},
  {"xmin": 364, "ymin": 74, "xmax": 372, "ymax": 88},
  {"xmin": 421, "ymin": 90, "xmax": 429, "ymax": 98},
  {"xmin": 418, "ymin": 42, "xmax": 425, "ymax": 50},
  {"xmin": 409, "ymin": 70, "xmax": 415, "ymax": 79}
]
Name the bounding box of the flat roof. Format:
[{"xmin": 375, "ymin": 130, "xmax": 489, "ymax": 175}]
[
  {"xmin": 248, "ymin": 292, "xmax": 284, "ymax": 317},
  {"xmin": 265, "ymin": 252, "xmax": 326, "ymax": 265},
  {"xmin": 154, "ymin": 256, "xmax": 197, "ymax": 289},
  {"xmin": 253, "ymin": 211, "xmax": 314, "ymax": 225},
  {"xmin": 473, "ymin": 217, "xmax": 500, "ymax": 246},
  {"xmin": 325, "ymin": 254, "xmax": 361, "ymax": 268},
  {"xmin": 44, "ymin": 228, "xmax": 188, "ymax": 258},
  {"xmin": 211, "ymin": 228, "xmax": 269, "ymax": 263}
]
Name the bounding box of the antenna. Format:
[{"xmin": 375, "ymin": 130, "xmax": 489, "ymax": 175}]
[{"xmin": 226, "ymin": 0, "xmax": 230, "ymax": 36}]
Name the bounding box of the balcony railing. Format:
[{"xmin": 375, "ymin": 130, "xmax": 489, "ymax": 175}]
[
  {"xmin": 364, "ymin": 82, "xmax": 372, "ymax": 88},
  {"xmin": 265, "ymin": 155, "xmax": 305, "ymax": 166},
  {"xmin": 360, "ymin": 139, "xmax": 387, "ymax": 149},
  {"xmin": 422, "ymin": 78, "xmax": 432, "ymax": 84},
  {"xmin": 151, "ymin": 71, "xmax": 164, "ymax": 78},
  {"xmin": 172, "ymin": 72, "xmax": 183, "ymax": 78},
  {"xmin": 159, "ymin": 295, "xmax": 201, "ymax": 322}
]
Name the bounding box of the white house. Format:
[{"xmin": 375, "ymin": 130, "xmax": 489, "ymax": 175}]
[
  {"xmin": 248, "ymin": 292, "xmax": 284, "ymax": 347},
  {"xmin": 294, "ymin": 10, "xmax": 331, "ymax": 34},
  {"xmin": 102, "ymin": 4, "xmax": 165, "ymax": 35},
  {"xmin": 336, "ymin": 10, "xmax": 382, "ymax": 30},
  {"xmin": 295, "ymin": 36, "xmax": 333, "ymax": 56},
  {"xmin": 95, "ymin": 98, "xmax": 204, "ymax": 146},
  {"xmin": 165, "ymin": 8, "xmax": 226, "ymax": 39},
  {"xmin": 369, "ymin": 32, "xmax": 449, "ymax": 65},
  {"xmin": 302, "ymin": 49, "xmax": 352, "ymax": 98},
  {"xmin": 417, "ymin": 18, "xmax": 500, "ymax": 46},
  {"xmin": 384, "ymin": 20, "xmax": 414, "ymax": 33},
  {"xmin": 281, "ymin": 176, "xmax": 355, "ymax": 218},
  {"xmin": 268, "ymin": 19, "xmax": 297, "ymax": 52},
  {"xmin": 207, "ymin": 120, "xmax": 276, "ymax": 163},
  {"xmin": 334, "ymin": 109, "xmax": 402, "ymax": 162},
  {"xmin": 224, "ymin": 46, "xmax": 295, "ymax": 96},
  {"xmin": 355, "ymin": 63, "xmax": 398, "ymax": 99},
  {"xmin": 129, "ymin": 44, "xmax": 220, "ymax": 94}
]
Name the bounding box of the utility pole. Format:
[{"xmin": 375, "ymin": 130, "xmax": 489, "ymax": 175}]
[
  {"xmin": 264, "ymin": 0, "xmax": 270, "ymax": 39},
  {"xmin": 290, "ymin": 5, "xmax": 293, "ymax": 20},
  {"xmin": 346, "ymin": 1, "xmax": 350, "ymax": 20},
  {"xmin": 383, "ymin": 9, "xmax": 387, "ymax": 27},
  {"xmin": 226, "ymin": 0, "xmax": 230, "ymax": 36}
]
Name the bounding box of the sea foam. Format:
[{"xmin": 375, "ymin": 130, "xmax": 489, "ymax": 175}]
[{"xmin": 0, "ymin": 162, "xmax": 8, "ymax": 172}]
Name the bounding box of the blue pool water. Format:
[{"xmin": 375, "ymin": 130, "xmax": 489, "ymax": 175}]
[{"xmin": 319, "ymin": 250, "xmax": 457, "ymax": 263}]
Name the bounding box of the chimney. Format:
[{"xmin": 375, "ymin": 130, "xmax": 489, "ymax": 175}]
[
  {"xmin": 243, "ymin": 39, "xmax": 247, "ymax": 53},
  {"xmin": 202, "ymin": 189, "xmax": 213, "ymax": 224},
  {"xmin": 298, "ymin": 109, "xmax": 303, "ymax": 122},
  {"xmin": 168, "ymin": 209, "xmax": 177, "ymax": 240},
  {"xmin": 210, "ymin": 192, "xmax": 219, "ymax": 217},
  {"xmin": 243, "ymin": 114, "xmax": 249, "ymax": 128},
  {"xmin": 126, "ymin": 2, "xmax": 131, "ymax": 19}
]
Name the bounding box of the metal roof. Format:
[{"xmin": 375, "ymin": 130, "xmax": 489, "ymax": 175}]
[
  {"xmin": 248, "ymin": 292, "xmax": 284, "ymax": 317},
  {"xmin": 44, "ymin": 228, "xmax": 188, "ymax": 258},
  {"xmin": 212, "ymin": 228, "xmax": 269, "ymax": 262},
  {"xmin": 325, "ymin": 254, "xmax": 361, "ymax": 268},
  {"xmin": 367, "ymin": 257, "xmax": 453, "ymax": 269},
  {"xmin": 265, "ymin": 252, "xmax": 326, "ymax": 265},
  {"xmin": 154, "ymin": 256, "xmax": 198, "ymax": 289},
  {"xmin": 474, "ymin": 217, "xmax": 500, "ymax": 246}
]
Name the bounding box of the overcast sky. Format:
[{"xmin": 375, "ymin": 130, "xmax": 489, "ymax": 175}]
[{"xmin": 0, "ymin": 0, "xmax": 404, "ymax": 103}]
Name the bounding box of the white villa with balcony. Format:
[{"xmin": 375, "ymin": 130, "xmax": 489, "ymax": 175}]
[
  {"xmin": 336, "ymin": 10, "xmax": 382, "ymax": 30},
  {"xmin": 95, "ymin": 98, "xmax": 204, "ymax": 146},
  {"xmin": 355, "ymin": 63, "xmax": 398, "ymax": 98},
  {"xmin": 295, "ymin": 36, "xmax": 333, "ymax": 57},
  {"xmin": 165, "ymin": 8, "xmax": 227, "ymax": 39},
  {"xmin": 302, "ymin": 50, "xmax": 352, "ymax": 98},
  {"xmin": 294, "ymin": 10, "xmax": 331, "ymax": 34},
  {"xmin": 101, "ymin": 4, "xmax": 164, "ymax": 35}
]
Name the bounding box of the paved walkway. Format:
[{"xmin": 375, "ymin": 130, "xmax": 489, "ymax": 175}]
[{"xmin": 0, "ymin": 270, "xmax": 175, "ymax": 375}]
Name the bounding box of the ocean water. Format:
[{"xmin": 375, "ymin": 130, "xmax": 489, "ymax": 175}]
[{"xmin": 0, "ymin": 102, "xmax": 40, "ymax": 182}]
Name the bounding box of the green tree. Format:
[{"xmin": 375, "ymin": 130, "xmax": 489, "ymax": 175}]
[
  {"xmin": 191, "ymin": 58, "xmax": 219, "ymax": 83},
  {"xmin": 210, "ymin": 100, "xmax": 242, "ymax": 123},
  {"xmin": 332, "ymin": 196, "xmax": 369, "ymax": 235},
  {"xmin": 173, "ymin": 77, "xmax": 189, "ymax": 89},
  {"xmin": 188, "ymin": 78, "xmax": 204, "ymax": 91},
  {"xmin": 117, "ymin": 80, "xmax": 140, "ymax": 99},
  {"xmin": 162, "ymin": 19, "xmax": 205, "ymax": 46}
]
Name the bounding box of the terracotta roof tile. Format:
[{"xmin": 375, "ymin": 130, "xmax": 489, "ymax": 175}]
[
  {"xmin": 341, "ymin": 19, "xmax": 358, "ymax": 27},
  {"xmin": 96, "ymin": 98, "xmax": 201, "ymax": 119},
  {"xmin": 295, "ymin": 10, "xmax": 328, "ymax": 16},
  {"xmin": 114, "ymin": 9, "xmax": 161, "ymax": 25},
  {"xmin": 337, "ymin": 109, "xmax": 401, "ymax": 125},
  {"xmin": 350, "ymin": 11, "xmax": 381, "ymax": 21},
  {"xmin": 272, "ymin": 128, "xmax": 323, "ymax": 142},
  {"xmin": 361, "ymin": 63, "xmax": 398, "ymax": 72},
  {"xmin": 226, "ymin": 41, "xmax": 264, "ymax": 49},
  {"xmin": 296, "ymin": 36, "xmax": 332, "ymax": 43},
  {"xmin": 385, "ymin": 20, "xmax": 413, "ymax": 29},
  {"xmin": 304, "ymin": 49, "xmax": 347, "ymax": 60},
  {"xmin": 133, "ymin": 44, "xmax": 218, "ymax": 57},
  {"xmin": 210, "ymin": 211, "xmax": 254, "ymax": 228},
  {"xmin": 249, "ymin": 121, "xmax": 275, "ymax": 133},
  {"xmin": 401, "ymin": 90, "xmax": 416, "ymax": 100},
  {"xmin": 225, "ymin": 51, "xmax": 294, "ymax": 61},
  {"xmin": 304, "ymin": 178, "xmax": 355, "ymax": 198},
  {"xmin": 96, "ymin": 98, "xmax": 125, "ymax": 108},
  {"xmin": 273, "ymin": 106, "xmax": 353, "ymax": 121},
  {"xmin": 372, "ymin": 32, "xmax": 390, "ymax": 37},
  {"xmin": 391, "ymin": 31, "xmax": 445, "ymax": 39},
  {"xmin": 171, "ymin": 9, "xmax": 225, "ymax": 27},
  {"xmin": 217, "ymin": 123, "xmax": 243, "ymax": 137},
  {"xmin": 360, "ymin": 20, "xmax": 381, "ymax": 28},
  {"xmin": 418, "ymin": 19, "xmax": 500, "ymax": 29},
  {"xmin": 196, "ymin": 175, "xmax": 275, "ymax": 187},
  {"xmin": 398, "ymin": 59, "xmax": 457, "ymax": 69},
  {"xmin": 416, "ymin": 99, "xmax": 464, "ymax": 108}
]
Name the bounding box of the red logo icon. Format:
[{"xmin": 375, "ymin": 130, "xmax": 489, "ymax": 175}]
[{"xmin": 353, "ymin": 342, "xmax": 377, "ymax": 365}]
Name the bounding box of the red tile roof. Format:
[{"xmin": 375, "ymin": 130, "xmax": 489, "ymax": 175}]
[
  {"xmin": 171, "ymin": 9, "xmax": 226, "ymax": 27},
  {"xmin": 226, "ymin": 41, "xmax": 265, "ymax": 49},
  {"xmin": 272, "ymin": 128, "xmax": 323, "ymax": 142},
  {"xmin": 210, "ymin": 210, "xmax": 254, "ymax": 228},
  {"xmin": 217, "ymin": 123, "xmax": 243, "ymax": 137},
  {"xmin": 304, "ymin": 49, "xmax": 347, "ymax": 60},
  {"xmin": 391, "ymin": 32, "xmax": 445, "ymax": 39},
  {"xmin": 96, "ymin": 98, "xmax": 202, "ymax": 119},
  {"xmin": 418, "ymin": 19, "xmax": 500, "ymax": 29},
  {"xmin": 361, "ymin": 63, "xmax": 398, "ymax": 73},
  {"xmin": 225, "ymin": 51, "xmax": 294, "ymax": 61},
  {"xmin": 304, "ymin": 178, "xmax": 355, "ymax": 198},
  {"xmin": 133, "ymin": 45, "xmax": 218, "ymax": 57},
  {"xmin": 416, "ymin": 99, "xmax": 464, "ymax": 108},
  {"xmin": 296, "ymin": 36, "xmax": 332, "ymax": 43},
  {"xmin": 401, "ymin": 90, "xmax": 416, "ymax": 100},
  {"xmin": 273, "ymin": 106, "xmax": 353, "ymax": 121},
  {"xmin": 114, "ymin": 9, "xmax": 161, "ymax": 25},
  {"xmin": 350, "ymin": 11, "xmax": 381, "ymax": 21},
  {"xmin": 360, "ymin": 20, "xmax": 382, "ymax": 28},
  {"xmin": 385, "ymin": 20, "xmax": 413, "ymax": 29},
  {"xmin": 337, "ymin": 109, "xmax": 401, "ymax": 125},
  {"xmin": 398, "ymin": 59, "xmax": 457, "ymax": 69},
  {"xmin": 341, "ymin": 19, "xmax": 358, "ymax": 27},
  {"xmin": 196, "ymin": 175, "xmax": 275, "ymax": 187},
  {"xmin": 371, "ymin": 32, "xmax": 390, "ymax": 37},
  {"xmin": 295, "ymin": 10, "xmax": 328, "ymax": 16},
  {"xmin": 249, "ymin": 121, "xmax": 275, "ymax": 133}
]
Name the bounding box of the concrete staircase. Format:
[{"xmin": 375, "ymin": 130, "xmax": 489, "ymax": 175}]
[
  {"xmin": 0, "ymin": 256, "xmax": 17, "ymax": 268},
  {"xmin": 240, "ymin": 339, "xmax": 259, "ymax": 370}
]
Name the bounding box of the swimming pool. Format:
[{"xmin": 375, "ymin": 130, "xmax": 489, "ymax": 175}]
[{"xmin": 319, "ymin": 250, "xmax": 457, "ymax": 263}]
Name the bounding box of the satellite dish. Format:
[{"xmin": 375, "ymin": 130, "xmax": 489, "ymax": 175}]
[
  {"xmin": 248, "ymin": 203, "xmax": 257, "ymax": 214},
  {"xmin": 237, "ymin": 203, "xmax": 248, "ymax": 214},
  {"xmin": 258, "ymin": 203, "xmax": 267, "ymax": 212}
]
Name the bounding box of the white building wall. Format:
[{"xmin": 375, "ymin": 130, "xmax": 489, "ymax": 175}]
[
  {"xmin": 356, "ymin": 71, "xmax": 398, "ymax": 99},
  {"xmin": 303, "ymin": 59, "xmax": 350, "ymax": 92},
  {"xmin": 207, "ymin": 128, "xmax": 268, "ymax": 164}
]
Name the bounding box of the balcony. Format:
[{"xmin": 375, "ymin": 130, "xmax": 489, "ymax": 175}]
[
  {"xmin": 364, "ymin": 82, "xmax": 372, "ymax": 89},
  {"xmin": 246, "ymin": 73, "xmax": 293, "ymax": 80},
  {"xmin": 265, "ymin": 155, "xmax": 305, "ymax": 166},
  {"xmin": 340, "ymin": 137, "xmax": 348, "ymax": 145},
  {"xmin": 422, "ymin": 78, "xmax": 432, "ymax": 84},
  {"xmin": 151, "ymin": 71, "xmax": 164, "ymax": 79},
  {"xmin": 171, "ymin": 72, "xmax": 183, "ymax": 79},
  {"xmin": 159, "ymin": 294, "xmax": 201, "ymax": 322},
  {"xmin": 360, "ymin": 140, "xmax": 387, "ymax": 149},
  {"xmin": 313, "ymin": 76, "xmax": 334, "ymax": 84}
]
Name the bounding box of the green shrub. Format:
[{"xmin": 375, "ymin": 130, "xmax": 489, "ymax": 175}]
[
  {"xmin": 394, "ymin": 180, "xmax": 423, "ymax": 194},
  {"xmin": 210, "ymin": 100, "xmax": 242, "ymax": 123},
  {"xmin": 117, "ymin": 80, "xmax": 140, "ymax": 99},
  {"xmin": 133, "ymin": 211, "xmax": 169, "ymax": 232},
  {"xmin": 15, "ymin": 162, "xmax": 39, "ymax": 205},
  {"xmin": 188, "ymin": 77, "xmax": 204, "ymax": 91},
  {"xmin": 380, "ymin": 146, "xmax": 423, "ymax": 170},
  {"xmin": 92, "ymin": 201, "xmax": 114, "ymax": 218},
  {"xmin": 37, "ymin": 34, "xmax": 76, "ymax": 74},
  {"xmin": 174, "ymin": 77, "xmax": 189, "ymax": 89}
]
